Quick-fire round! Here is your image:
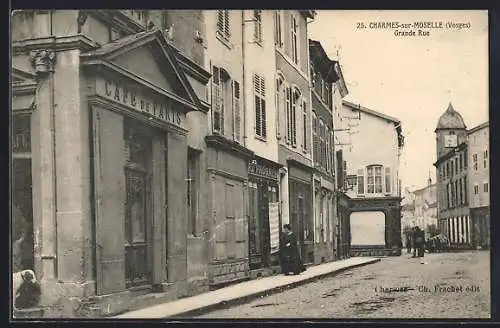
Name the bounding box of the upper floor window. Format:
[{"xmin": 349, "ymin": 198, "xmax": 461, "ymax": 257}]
[
  {"xmin": 329, "ymin": 131, "xmax": 334, "ymax": 174},
  {"xmin": 275, "ymin": 10, "xmax": 283, "ymax": 48},
  {"xmin": 217, "ymin": 10, "xmax": 230, "ymax": 40},
  {"xmin": 474, "ymin": 184, "xmax": 479, "ymax": 195},
  {"xmin": 254, "ymin": 10, "xmax": 263, "ymax": 44},
  {"xmin": 312, "ymin": 113, "xmax": 318, "ymax": 161},
  {"xmin": 290, "ymin": 15, "xmax": 298, "ymax": 64},
  {"xmin": 473, "ymin": 153, "xmax": 478, "ymax": 171},
  {"xmin": 212, "ymin": 65, "xmax": 240, "ymax": 142},
  {"xmin": 483, "ymin": 149, "xmax": 488, "ymax": 168},
  {"xmin": 367, "ymin": 165, "xmax": 383, "ymax": 194},
  {"xmin": 122, "ymin": 10, "xmax": 148, "ymax": 26},
  {"xmin": 356, "ymin": 165, "xmax": 393, "ymax": 195},
  {"xmin": 302, "ymin": 99, "xmax": 308, "ymax": 152},
  {"xmin": 385, "ymin": 167, "xmax": 391, "ymax": 193},
  {"xmin": 484, "ymin": 182, "xmax": 489, "ymax": 193},
  {"xmin": 254, "ymin": 74, "xmax": 267, "ymax": 139},
  {"xmin": 286, "ymin": 87, "xmax": 299, "ymax": 147}
]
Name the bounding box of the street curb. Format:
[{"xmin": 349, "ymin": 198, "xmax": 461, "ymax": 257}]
[{"xmin": 169, "ymin": 258, "xmax": 381, "ymax": 318}]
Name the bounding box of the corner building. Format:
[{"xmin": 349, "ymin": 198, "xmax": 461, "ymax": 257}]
[{"xmin": 11, "ymin": 10, "xmax": 211, "ymax": 317}]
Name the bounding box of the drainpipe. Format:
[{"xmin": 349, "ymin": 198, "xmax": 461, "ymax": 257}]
[{"xmin": 241, "ymin": 10, "xmax": 247, "ymax": 148}]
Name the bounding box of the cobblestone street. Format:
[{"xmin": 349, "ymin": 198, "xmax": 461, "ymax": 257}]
[{"xmin": 196, "ymin": 251, "xmax": 490, "ymax": 319}]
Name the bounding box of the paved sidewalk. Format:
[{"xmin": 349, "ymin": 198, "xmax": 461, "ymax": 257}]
[{"xmin": 113, "ymin": 256, "xmax": 381, "ymax": 319}]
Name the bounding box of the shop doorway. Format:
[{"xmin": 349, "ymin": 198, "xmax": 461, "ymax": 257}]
[
  {"xmin": 12, "ymin": 114, "xmax": 34, "ymax": 273},
  {"xmin": 123, "ymin": 119, "xmax": 153, "ymax": 288}
]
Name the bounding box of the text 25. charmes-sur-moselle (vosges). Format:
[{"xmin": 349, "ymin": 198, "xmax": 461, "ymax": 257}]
[{"xmin": 356, "ymin": 20, "xmax": 471, "ymax": 37}]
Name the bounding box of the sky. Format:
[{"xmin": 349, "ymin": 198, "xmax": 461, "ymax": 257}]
[{"xmin": 308, "ymin": 10, "xmax": 489, "ymax": 191}]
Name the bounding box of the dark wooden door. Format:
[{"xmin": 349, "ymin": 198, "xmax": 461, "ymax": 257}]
[{"xmin": 259, "ymin": 183, "xmax": 271, "ymax": 267}]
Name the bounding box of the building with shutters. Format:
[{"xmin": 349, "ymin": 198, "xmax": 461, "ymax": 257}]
[
  {"xmin": 433, "ymin": 103, "xmax": 471, "ymax": 249},
  {"xmin": 241, "ymin": 10, "xmax": 283, "ymax": 277},
  {"xmin": 11, "ymin": 10, "xmax": 211, "ymax": 317},
  {"xmin": 203, "ymin": 10, "xmax": 254, "ymax": 287},
  {"xmin": 308, "ymin": 39, "xmax": 347, "ymax": 264},
  {"xmin": 274, "ymin": 10, "xmax": 316, "ymax": 266},
  {"xmin": 467, "ymin": 121, "xmax": 489, "ymax": 249},
  {"xmin": 336, "ymin": 100, "xmax": 404, "ymax": 257}
]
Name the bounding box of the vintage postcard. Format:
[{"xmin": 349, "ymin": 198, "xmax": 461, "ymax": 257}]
[{"xmin": 11, "ymin": 9, "xmax": 490, "ymax": 320}]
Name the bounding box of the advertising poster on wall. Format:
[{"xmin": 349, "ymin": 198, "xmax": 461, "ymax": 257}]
[{"xmin": 269, "ymin": 202, "xmax": 280, "ymax": 254}]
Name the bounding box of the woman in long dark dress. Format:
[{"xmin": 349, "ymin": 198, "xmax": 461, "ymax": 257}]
[{"xmin": 280, "ymin": 224, "xmax": 306, "ymax": 275}]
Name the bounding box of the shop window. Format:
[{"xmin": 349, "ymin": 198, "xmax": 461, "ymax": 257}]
[
  {"xmin": 12, "ymin": 114, "xmax": 34, "ymax": 273},
  {"xmin": 187, "ymin": 149, "xmax": 199, "ymax": 236},
  {"xmin": 123, "ymin": 120, "xmax": 152, "ymax": 288}
]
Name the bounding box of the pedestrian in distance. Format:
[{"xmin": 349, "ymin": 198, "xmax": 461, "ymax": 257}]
[
  {"xmin": 411, "ymin": 227, "xmax": 417, "ymax": 258},
  {"xmin": 280, "ymin": 224, "xmax": 306, "ymax": 275},
  {"xmin": 414, "ymin": 226, "xmax": 426, "ymax": 263}
]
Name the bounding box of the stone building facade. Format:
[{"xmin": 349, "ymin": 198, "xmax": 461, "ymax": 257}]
[
  {"xmin": 12, "ymin": 10, "xmax": 211, "ymax": 317},
  {"xmin": 434, "ymin": 103, "xmax": 471, "ymax": 248},
  {"xmin": 309, "ymin": 39, "xmax": 340, "ymax": 264},
  {"xmin": 467, "ymin": 121, "xmax": 490, "ymax": 249},
  {"xmin": 274, "ymin": 10, "xmax": 316, "ymax": 265},
  {"xmin": 336, "ymin": 101, "xmax": 404, "ymax": 257}
]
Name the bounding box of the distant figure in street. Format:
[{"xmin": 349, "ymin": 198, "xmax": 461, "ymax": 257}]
[
  {"xmin": 406, "ymin": 232, "xmax": 412, "ymax": 254},
  {"xmin": 280, "ymin": 224, "xmax": 306, "ymax": 275},
  {"xmin": 414, "ymin": 226, "xmax": 426, "ymax": 262},
  {"xmin": 410, "ymin": 227, "xmax": 417, "ymax": 257}
]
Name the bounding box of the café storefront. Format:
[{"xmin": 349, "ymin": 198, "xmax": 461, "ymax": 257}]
[
  {"xmin": 247, "ymin": 156, "xmax": 282, "ymax": 275},
  {"xmin": 80, "ymin": 30, "xmax": 207, "ymax": 313},
  {"xmin": 11, "ymin": 29, "xmax": 209, "ymax": 317}
]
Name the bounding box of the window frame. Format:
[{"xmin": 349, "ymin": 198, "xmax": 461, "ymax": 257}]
[
  {"xmin": 254, "ymin": 10, "xmax": 263, "ymax": 45},
  {"xmin": 291, "ymin": 14, "xmax": 299, "ymax": 64}
]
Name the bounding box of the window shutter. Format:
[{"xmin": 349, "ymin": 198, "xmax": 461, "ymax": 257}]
[
  {"xmin": 302, "ymin": 101, "xmax": 307, "ymax": 151},
  {"xmin": 232, "ymin": 80, "xmax": 241, "ymax": 142},
  {"xmin": 217, "ymin": 11, "xmax": 224, "ymax": 33},
  {"xmin": 357, "ymin": 169, "xmax": 364, "ymax": 194},
  {"xmin": 385, "ymin": 167, "xmax": 391, "ymax": 193},
  {"xmin": 291, "ymin": 92, "xmax": 297, "ymax": 147},
  {"xmin": 224, "ymin": 10, "xmax": 230, "ymax": 38},
  {"xmin": 261, "ymin": 96, "xmax": 267, "ymax": 138},
  {"xmin": 254, "ymin": 75, "xmax": 267, "ymax": 138},
  {"xmin": 212, "ymin": 66, "xmax": 222, "ymax": 133},
  {"xmin": 254, "ymin": 10, "xmax": 262, "ymax": 42},
  {"xmin": 92, "ymin": 107, "xmax": 126, "ymax": 295},
  {"xmin": 286, "ymin": 87, "xmax": 291, "ymax": 143},
  {"xmin": 254, "ymin": 75, "xmax": 261, "ymax": 137}
]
